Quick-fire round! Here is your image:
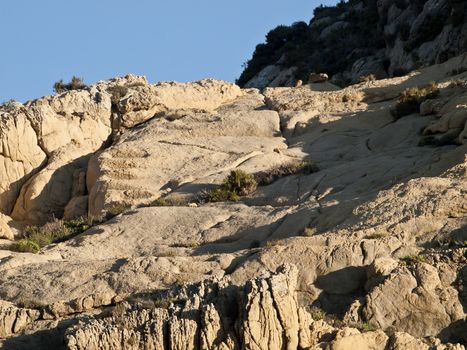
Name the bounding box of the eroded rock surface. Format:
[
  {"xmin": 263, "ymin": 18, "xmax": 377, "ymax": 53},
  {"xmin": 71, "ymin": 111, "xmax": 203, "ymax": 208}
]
[{"xmin": 0, "ymin": 56, "xmax": 466, "ymax": 349}]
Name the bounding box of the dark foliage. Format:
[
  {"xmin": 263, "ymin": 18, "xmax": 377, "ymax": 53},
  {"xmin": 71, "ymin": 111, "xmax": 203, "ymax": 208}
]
[{"xmin": 53, "ymin": 76, "xmax": 87, "ymax": 94}]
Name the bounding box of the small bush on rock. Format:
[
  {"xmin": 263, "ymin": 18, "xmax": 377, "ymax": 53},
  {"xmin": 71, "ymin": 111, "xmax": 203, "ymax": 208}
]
[
  {"xmin": 10, "ymin": 239, "xmax": 41, "ymax": 254},
  {"xmin": 53, "ymin": 76, "xmax": 88, "ymax": 94},
  {"xmin": 303, "ymin": 228, "xmax": 315, "ymax": 237},
  {"xmin": 108, "ymin": 85, "xmax": 129, "ymax": 104},
  {"xmin": 391, "ymin": 82, "xmax": 439, "ymax": 119},
  {"xmin": 256, "ymin": 161, "xmax": 318, "ymax": 186},
  {"xmin": 307, "ymin": 306, "xmax": 326, "ymax": 321},
  {"xmin": 204, "ymin": 170, "xmax": 257, "ymax": 203},
  {"xmin": 9, "ymin": 218, "xmax": 91, "ymax": 254},
  {"xmin": 151, "ymin": 197, "xmax": 188, "ymax": 207},
  {"xmin": 360, "ymin": 322, "xmax": 379, "ymax": 332},
  {"xmin": 359, "ymin": 74, "xmax": 376, "ymax": 83},
  {"xmin": 106, "ymin": 203, "xmax": 131, "ymax": 219},
  {"xmin": 401, "ymin": 254, "xmax": 426, "ymax": 265}
]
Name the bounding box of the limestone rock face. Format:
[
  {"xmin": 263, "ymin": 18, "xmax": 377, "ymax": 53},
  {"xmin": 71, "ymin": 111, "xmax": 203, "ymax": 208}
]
[
  {"xmin": 0, "ymin": 103, "xmax": 47, "ymax": 215},
  {"xmin": 1, "ymin": 57, "xmax": 467, "ymax": 349},
  {"xmin": 1, "ymin": 85, "xmax": 113, "ymax": 225},
  {"xmin": 363, "ymin": 263, "xmax": 465, "ymax": 338},
  {"xmin": 64, "ymin": 265, "xmax": 302, "ymax": 350},
  {"xmin": 330, "ymin": 329, "xmax": 388, "ymax": 350},
  {"xmin": 112, "ymin": 79, "xmax": 243, "ymax": 129},
  {"xmin": 87, "ymin": 90, "xmax": 288, "ymax": 217},
  {"xmin": 0, "ymin": 301, "xmax": 40, "ymax": 339}
]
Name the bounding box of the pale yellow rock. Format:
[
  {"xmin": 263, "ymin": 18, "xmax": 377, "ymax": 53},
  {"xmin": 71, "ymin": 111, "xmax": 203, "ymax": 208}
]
[
  {"xmin": 114, "ymin": 79, "xmax": 243, "ymax": 128},
  {"xmin": 388, "ymin": 332, "xmax": 430, "ymax": 350},
  {"xmin": 0, "ymin": 213, "xmax": 21, "ymax": 240},
  {"xmin": 1, "ymin": 56, "xmax": 467, "ymax": 349},
  {"xmin": 330, "ymin": 329, "xmax": 388, "ymax": 350},
  {"xmin": 87, "ymin": 91, "xmax": 290, "ymax": 217},
  {"xmin": 0, "ymin": 105, "xmax": 47, "ymax": 214}
]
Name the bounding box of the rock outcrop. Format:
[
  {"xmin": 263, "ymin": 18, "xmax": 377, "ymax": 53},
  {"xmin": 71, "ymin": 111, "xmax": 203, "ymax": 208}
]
[{"xmin": 0, "ymin": 54, "xmax": 466, "ymax": 349}]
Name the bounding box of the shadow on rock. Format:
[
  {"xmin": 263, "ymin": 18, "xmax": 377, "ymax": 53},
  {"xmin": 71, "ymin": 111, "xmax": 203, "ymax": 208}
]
[
  {"xmin": 0, "ymin": 318, "xmax": 77, "ymax": 350},
  {"xmin": 313, "ymin": 266, "xmax": 367, "ymax": 316}
]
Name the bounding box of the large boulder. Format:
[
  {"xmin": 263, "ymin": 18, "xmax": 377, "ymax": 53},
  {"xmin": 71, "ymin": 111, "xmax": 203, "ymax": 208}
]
[
  {"xmin": 0, "ymin": 103, "xmax": 47, "ymax": 215},
  {"xmin": 87, "ymin": 90, "xmax": 289, "ymax": 217},
  {"xmin": 111, "ymin": 79, "xmax": 243, "ymax": 129},
  {"xmin": 363, "ymin": 263, "xmax": 465, "ymax": 338}
]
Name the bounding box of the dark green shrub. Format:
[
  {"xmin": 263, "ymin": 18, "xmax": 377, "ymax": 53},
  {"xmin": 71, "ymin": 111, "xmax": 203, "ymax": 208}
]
[
  {"xmin": 391, "ymin": 82, "xmax": 439, "ymax": 119},
  {"xmin": 204, "ymin": 170, "xmax": 257, "ymax": 203},
  {"xmin": 53, "ymin": 76, "xmax": 87, "ymax": 94}
]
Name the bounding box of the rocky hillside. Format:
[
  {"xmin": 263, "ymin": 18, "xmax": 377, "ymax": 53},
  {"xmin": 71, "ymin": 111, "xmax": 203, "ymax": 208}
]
[
  {"xmin": 238, "ymin": 0, "xmax": 467, "ymax": 88},
  {"xmin": 0, "ymin": 53, "xmax": 466, "ymax": 349}
]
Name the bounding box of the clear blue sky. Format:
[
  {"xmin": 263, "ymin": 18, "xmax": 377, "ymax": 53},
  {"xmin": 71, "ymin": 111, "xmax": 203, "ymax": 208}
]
[{"xmin": 0, "ymin": 0, "xmax": 337, "ymax": 102}]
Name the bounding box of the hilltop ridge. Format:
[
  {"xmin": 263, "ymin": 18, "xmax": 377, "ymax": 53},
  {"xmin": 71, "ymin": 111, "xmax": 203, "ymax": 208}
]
[{"xmin": 238, "ymin": 0, "xmax": 467, "ymax": 88}]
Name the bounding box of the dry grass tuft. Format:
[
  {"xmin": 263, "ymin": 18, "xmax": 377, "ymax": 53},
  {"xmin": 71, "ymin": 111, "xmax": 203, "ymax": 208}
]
[{"xmin": 391, "ymin": 82, "xmax": 439, "ymax": 119}]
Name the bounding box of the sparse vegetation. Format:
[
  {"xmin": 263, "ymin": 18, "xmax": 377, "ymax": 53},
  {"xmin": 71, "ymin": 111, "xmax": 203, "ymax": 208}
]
[
  {"xmin": 255, "ymin": 161, "xmax": 318, "ymax": 186},
  {"xmin": 303, "ymin": 228, "xmax": 315, "ymax": 237},
  {"xmin": 348, "ymin": 321, "xmax": 379, "ymax": 332},
  {"xmin": 307, "ymin": 306, "xmax": 326, "ymax": 321},
  {"xmin": 360, "ymin": 322, "xmax": 379, "ymax": 332},
  {"xmin": 359, "ymin": 74, "xmax": 377, "ymax": 83},
  {"xmin": 341, "ymin": 90, "xmax": 364, "ymax": 103},
  {"xmin": 391, "ymin": 82, "xmax": 440, "ymax": 119},
  {"xmin": 108, "ymin": 85, "xmax": 129, "ymax": 104},
  {"xmin": 151, "ymin": 197, "xmax": 188, "ymax": 207},
  {"xmin": 203, "ymin": 170, "xmax": 257, "ymax": 203},
  {"xmin": 106, "ymin": 203, "xmax": 131, "ymax": 219},
  {"xmin": 53, "ymin": 76, "xmax": 88, "ymax": 94},
  {"xmin": 401, "ymin": 254, "xmax": 426, "ymax": 265},
  {"xmin": 266, "ymin": 239, "xmax": 285, "ymax": 248},
  {"xmin": 10, "ymin": 239, "xmax": 41, "ymax": 254},
  {"xmin": 10, "ymin": 218, "xmax": 91, "ymax": 254}
]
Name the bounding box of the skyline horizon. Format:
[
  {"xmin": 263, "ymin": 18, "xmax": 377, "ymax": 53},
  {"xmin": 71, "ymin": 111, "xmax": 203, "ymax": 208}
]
[{"xmin": 0, "ymin": 0, "xmax": 337, "ymax": 103}]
